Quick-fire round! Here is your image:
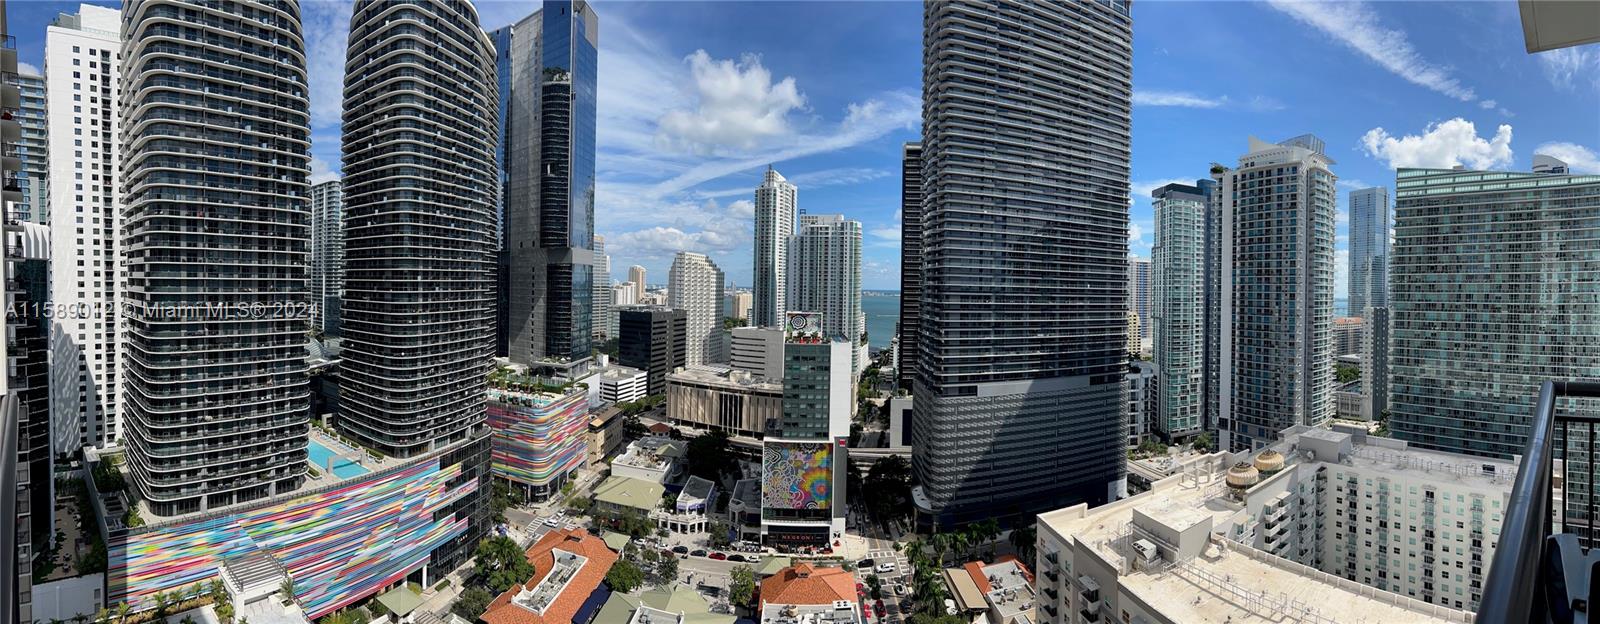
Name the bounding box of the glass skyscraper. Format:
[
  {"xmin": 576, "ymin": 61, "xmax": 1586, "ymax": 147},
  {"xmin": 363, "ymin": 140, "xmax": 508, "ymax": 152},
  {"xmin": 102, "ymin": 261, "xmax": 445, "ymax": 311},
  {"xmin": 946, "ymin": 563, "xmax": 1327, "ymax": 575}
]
[
  {"xmin": 1215, "ymin": 136, "xmax": 1338, "ymax": 452},
  {"xmin": 1348, "ymin": 186, "xmax": 1390, "ymax": 316},
  {"xmin": 1390, "ymin": 158, "xmax": 1600, "ymax": 459},
  {"xmin": 121, "ymin": 0, "xmax": 313, "ymax": 516},
  {"xmin": 897, "ymin": 142, "xmax": 923, "ymax": 392},
  {"xmin": 913, "ymin": 0, "xmax": 1133, "ymax": 528},
  {"xmin": 340, "ymin": 0, "xmax": 499, "ymax": 458},
  {"xmin": 507, "ymin": 0, "xmax": 599, "ymax": 366},
  {"xmin": 491, "ymin": 24, "xmax": 514, "ymax": 358},
  {"xmin": 1152, "ymin": 182, "xmax": 1211, "ymax": 441}
]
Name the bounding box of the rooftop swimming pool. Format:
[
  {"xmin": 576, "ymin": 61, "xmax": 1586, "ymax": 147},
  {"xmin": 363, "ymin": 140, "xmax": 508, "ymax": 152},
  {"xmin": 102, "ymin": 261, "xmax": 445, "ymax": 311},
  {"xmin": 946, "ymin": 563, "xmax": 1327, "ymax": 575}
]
[{"xmin": 307, "ymin": 439, "xmax": 370, "ymax": 479}]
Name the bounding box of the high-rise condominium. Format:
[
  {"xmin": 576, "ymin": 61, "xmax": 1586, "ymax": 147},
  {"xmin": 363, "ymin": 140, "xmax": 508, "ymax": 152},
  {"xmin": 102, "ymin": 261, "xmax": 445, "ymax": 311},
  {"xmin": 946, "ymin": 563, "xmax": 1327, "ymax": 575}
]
[
  {"xmin": 341, "ymin": 0, "xmax": 499, "ymax": 458},
  {"xmin": 629, "ymin": 265, "xmax": 647, "ymax": 301},
  {"xmin": 592, "ymin": 234, "xmax": 613, "ymax": 339},
  {"xmin": 1348, "ymin": 187, "xmax": 1390, "ymax": 316},
  {"xmin": 669, "ymin": 252, "xmax": 725, "ymax": 366},
  {"xmin": 1215, "ymin": 136, "xmax": 1337, "ymax": 452},
  {"xmin": 1390, "ymin": 157, "xmax": 1600, "ymax": 459},
  {"xmin": 914, "ymin": 0, "xmax": 1132, "ymax": 527},
  {"xmin": 753, "ymin": 166, "xmax": 796, "ymax": 328},
  {"xmin": 121, "ymin": 0, "xmax": 312, "ymax": 516},
  {"xmin": 310, "ymin": 180, "xmax": 343, "ymax": 336},
  {"xmin": 1151, "ymin": 182, "xmax": 1211, "ymax": 441},
  {"xmin": 507, "ymin": 0, "xmax": 600, "ymax": 366},
  {"xmin": 46, "ymin": 4, "xmax": 120, "ymax": 451},
  {"xmin": 1362, "ymin": 306, "xmax": 1390, "ymax": 421},
  {"xmin": 789, "ymin": 214, "xmax": 863, "ymax": 371},
  {"xmin": 15, "ymin": 69, "xmax": 45, "ymax": 225},
  {"xmin": 897, "ymin": 142, "xmax": 922, "ymax": 392},
  {"xmin": 1128, "ymin": 256, "xmax": 1151, "ymax": 342},
  {"xmin": 490, "ymin": 23, "xmax": 513, "ymax": 358}
]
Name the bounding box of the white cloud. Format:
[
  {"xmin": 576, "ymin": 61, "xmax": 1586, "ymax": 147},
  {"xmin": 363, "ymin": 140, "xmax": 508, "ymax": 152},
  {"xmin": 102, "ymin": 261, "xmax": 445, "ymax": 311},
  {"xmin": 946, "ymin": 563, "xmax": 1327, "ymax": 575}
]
[
  {"xmin": 1128, "ymin": 223, "xmax": 1146, "ymax": 244},
  {"xmin": 655, "ymin": 51, "xmax": 806, "ymax": 155},
  {"xmin": 1336, "ymin": 209, "xmax": 1349, "ymax": 226},
  {"xmin": 1335, "ymin": 248, "xmax": 1350, "ymax": 301},
  {"xmin": 726, "ymin": 199, "xmax": 755, "ymax": 219},
  {"xmin": 787, "ymin": 167, "xmax": 892, "ymax": 188},
  {"xmin": 1267, "ymin": 0, "xmax": 1477, "ymax": 102},
  {"xmin": 1337, "ymin": 179, "xmax": 1372, "ymax": 191},
  {"xmin": 1479, "ymin": 99, "xmax": 1496, "ymax": 109},
  {"xmin": 1534, "ymin": 142, "xmax": 1600, "ymax": 174},
  {"xmin": 16, "ymin": 62, "xmax": 39, "ymax": 77},
  {"xmin": 301, "ymin": 2, "xmax": 355, "ymax": 131},
  {"xmin": 1537, "ymin": 46, "xmax": 1600, "ymax": 91},
  {"xmin": 1133, "ymin": 90, "xmax": 1224, "ymax": 108},
  {"xmin": 1361, "ymin": 118, "xmax": 1513, "ymax": 170},
  {"xmin": 309, "ymin": 156, "xmax": 338, "ymax": 185},
  {"xmin": 871, "ymin": 227, "xmax": 901, "ymax": 242},
  {"xmin": 1130, "ymin": 178, "xmax": 1190, "ymax": 204}
]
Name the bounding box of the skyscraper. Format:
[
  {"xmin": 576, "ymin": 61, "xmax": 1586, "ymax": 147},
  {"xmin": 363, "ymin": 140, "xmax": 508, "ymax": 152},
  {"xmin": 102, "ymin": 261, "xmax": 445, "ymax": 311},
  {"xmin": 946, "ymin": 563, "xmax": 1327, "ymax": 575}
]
[
  {"xmin": 753, "ymin": 166, "xmax": 797, "ymax": 328},
  {"xmin": 507, "ymin": 0, "xmax": 600, "ymax": 366},
  {"xmin": 340, "ymin": 0, "xmax": 499, "ymax": 458},
  {"xmin": 1362, "ymin": 306, "xmax": 1390, "ymax": 421},
  {"xmin": 121, "ymin": 0, "xmax": 313, "ymax": 515},
  {"xmin": 618, "ymin": 305, "xmax": 686, "ymax": 396},
  {"xmin": 789, "ymin": 214, "xmax": 863, "ymax": 372},
  {"xmin": 897, "ymin": 142, "xmax": 922, "ymax": 392},
  {"xmin": 1128, "ymin": 255, "xmax": 1152, "ymax": 343},
  {"xmin": 1215, "ymin": 136, "xmax": 1338, "ymax": 452},
  {"xmin": 490, "ymin": 23, "xmax": 514, "ymax": 359},
  {"xmin": 310, "ymin": 180, "xmax": 343, "ymax": 337},
  {"xmin": 14, "ymin": 68, "xmax": 45, "ymax": 225},
  {"xmin": 1348, "ymin": 187, "xmax": 1390, "ymax": 316},
  {"xmin": 1390, "ymin": 157, "xmax": 1600, "ymax": 459},
  {"xmin": 1151, "ymin": 182, "xmax": 1210, "ymax": 442},
  {"xmin": 46, "ymin": 4, "xmax": 120, "ymax": 451},
  {"xmin": 914, "ymin": 0, "xmax": 1132, "ymax": 527},
  {"xmin": 761, "ymin": 312, "xmax": 850, "ymax": 546},
  {"xmin": 669, "ymin": 252, "xmax": 726, "ymax": 366},
  {"xmin": 629, "ymin": 265, "xmax": 647, "ymax": 301},
  {"xmin": 592, "ymin": 234, "xmax": 613, "ymax": 340}
]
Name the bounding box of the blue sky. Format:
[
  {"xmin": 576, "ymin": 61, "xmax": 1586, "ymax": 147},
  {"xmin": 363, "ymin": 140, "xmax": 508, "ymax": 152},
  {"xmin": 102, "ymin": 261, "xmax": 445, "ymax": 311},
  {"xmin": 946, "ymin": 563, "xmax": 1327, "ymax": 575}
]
[{"xmin": 12, "ymin": 1, "xmax": 1600, "ymax": 295}]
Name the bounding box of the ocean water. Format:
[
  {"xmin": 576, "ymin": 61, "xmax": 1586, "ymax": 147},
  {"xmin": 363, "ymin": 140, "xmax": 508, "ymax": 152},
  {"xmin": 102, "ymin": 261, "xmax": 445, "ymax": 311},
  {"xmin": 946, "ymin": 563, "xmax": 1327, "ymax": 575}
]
[{"xmin": 863, "ymin": 292, "xmax": 900, "ymax": 351}]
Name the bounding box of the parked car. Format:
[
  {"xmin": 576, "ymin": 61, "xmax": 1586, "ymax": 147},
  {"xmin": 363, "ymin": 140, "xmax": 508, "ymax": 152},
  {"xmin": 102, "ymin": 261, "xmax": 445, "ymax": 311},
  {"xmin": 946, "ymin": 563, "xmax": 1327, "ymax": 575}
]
[
  {"xmin": 542, "ymin": 517, "xmax": 560, "ymax": 527},
  {"xmin": 728, "ymin": 554, "xmax": 746, "ymax": 562},
  {"xmin": 875, "ymin": 562, "xmax": 897, "ymax": 574},
  {"xmin": 709, "ymin": 552, "xmax": 728, "ymax": 560},
  {"xmin": 672, "ymin": 545, "xmax": 689, "ymax": 554},
  {"xmin": 747, "ymin": 556, "xmax": 762, "ymax": 566},
  {"xmin": 857, "ymin": 558, "xmax": 875, "ymax": 569},
  {"xmin": 862, "ymin": 605, "xmax": 873, "ymax": 619},
  {"xmin": 690, "ymin": 549, "xmax": 707, "ymax": 557}
]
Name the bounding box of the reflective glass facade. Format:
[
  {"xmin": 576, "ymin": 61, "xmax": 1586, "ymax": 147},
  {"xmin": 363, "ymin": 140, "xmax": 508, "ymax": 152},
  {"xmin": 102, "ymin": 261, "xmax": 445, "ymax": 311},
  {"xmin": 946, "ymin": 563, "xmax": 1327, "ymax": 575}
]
[
  {"xmin": 1349, "ymin": 187, "xmax": 1390, "ymax": 316},
  {"xmin": 1152, "ymin": 182, "xmax": 1210, "ymax": 439}
]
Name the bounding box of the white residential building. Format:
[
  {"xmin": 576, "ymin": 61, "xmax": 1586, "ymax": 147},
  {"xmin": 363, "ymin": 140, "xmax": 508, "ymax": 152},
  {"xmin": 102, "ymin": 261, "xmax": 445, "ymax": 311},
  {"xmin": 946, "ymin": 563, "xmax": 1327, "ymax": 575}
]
[
  {"xmin": 668, "ymin": 252, "xmax": 725, "ymax": 366},
  {"xmin": 592, "ymin": 235, "xmax": 614, "ymax": 339},
  {"xmin": 1215, "ymin": 135, "xmax": 1338, "ymax": 452},
  {"xmin": 1125, "ymin": 361, "xmax": 1156, "ymax": 450},
  {"xmin": 1127, "ymin": 255, "xmax": 1151, "ymax": 343},
  {"xmin": 614, "ymin": 281, "xmax": 638, "ymax": 307},
  {"xmin": 1036, "ymin": 425, "xmax": 1509, "ymax": 624},
  {"xmin": 730, "ymin": 325, "xmax": 783, "ymax": 379},
  {"xmin": 1150, "ymin": 182, "xmax": 1209, "ymax": 442},
  {"xmin": 594, "ymin": 364, "xmax": 646, "ymax": 405},
  {"xmin": 788, "ymin": 214, "xmax": 863, "ymax": 372},
  {"xmin": 628, "ymin": 265, "xmax": 646, "ymax": 303},
  {"xmin": 46, "ymin": 5, "xmax": 122, "ymax": 450},
  {"xmin": 753, "ymin": 166, "xmax": 796, "ymax": 328}
]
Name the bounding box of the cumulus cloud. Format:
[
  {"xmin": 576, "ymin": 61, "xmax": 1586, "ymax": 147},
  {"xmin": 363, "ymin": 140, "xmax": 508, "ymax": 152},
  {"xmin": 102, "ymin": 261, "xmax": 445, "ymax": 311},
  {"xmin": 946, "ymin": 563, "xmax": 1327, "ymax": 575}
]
[
  {"xmin": 656, "ymin": 51, "xmax": 806, "ymax": 154},
  {"xmin": 871, "ymin": 227, "xmax": 902, "ymax": 242},
  {"xmin": 1534, "ymin": 142, "xmax": 1600, "ymax": 174},
  {"xmin": 301, "ymin": 2, "xmax": 355, "ymax": 130},
  {"xmin": 726, "ymin": 199, "xmax": 755, "ymax": 219},
  {"xmin": 16, "ymin": 62, "xmax": 39, "ymax": 77},
  {"xmin": 309, "ymin": 156, "xmax": 339, "ymax": 185},
  {"xmin": 1128, "ymin": 223, "xmax": 1147, "ymax": 246},
  {"xmin": 1267, "ymin": 0, "xmax": 1477, "ymax": 102},
  {"xmin": 1361, "ymin": 118, "xmax": 1513, "ymax": 170}
]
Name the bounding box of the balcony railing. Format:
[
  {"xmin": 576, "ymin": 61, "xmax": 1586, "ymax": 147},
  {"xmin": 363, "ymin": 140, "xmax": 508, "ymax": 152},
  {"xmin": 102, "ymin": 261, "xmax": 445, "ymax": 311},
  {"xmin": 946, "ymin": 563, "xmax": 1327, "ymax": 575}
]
[{"xmin": 1478, "ymin": 380, "xmax": 1600, "ymax": 623}]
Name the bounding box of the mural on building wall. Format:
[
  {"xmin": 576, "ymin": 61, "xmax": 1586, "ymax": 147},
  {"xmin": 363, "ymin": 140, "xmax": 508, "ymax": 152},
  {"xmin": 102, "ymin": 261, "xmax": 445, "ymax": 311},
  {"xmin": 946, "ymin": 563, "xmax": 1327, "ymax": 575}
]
[
  {"xmin": 109, "ymin": 458, "xmax": 475, "ymax": 619},
  {"xmin": 761, "ymin": 443, "xmax": 832, "ymax": 509},
  {"xmin": 487, "ymin": 389, "xmax": 589, "ymax": 487},
  {"xmin": 784, "ymin": 311, "xmax": 825, "ymax": 344}
]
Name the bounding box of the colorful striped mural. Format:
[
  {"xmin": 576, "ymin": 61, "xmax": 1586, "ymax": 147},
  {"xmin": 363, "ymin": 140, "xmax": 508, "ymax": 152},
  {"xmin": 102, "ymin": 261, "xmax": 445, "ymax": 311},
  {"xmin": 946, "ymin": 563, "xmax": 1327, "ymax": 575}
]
[
  {"xmin": 108, "ymin": 458, "xmax": 475, "ymax": 619},
  {"xmin": 487, "ymin": 389, "xmax": 589, "ymax": 488}
]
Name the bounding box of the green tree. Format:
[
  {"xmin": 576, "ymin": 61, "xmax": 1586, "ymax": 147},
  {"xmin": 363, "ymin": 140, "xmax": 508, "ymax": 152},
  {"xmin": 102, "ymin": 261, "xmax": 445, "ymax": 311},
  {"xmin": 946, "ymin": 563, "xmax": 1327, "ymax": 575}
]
[
  {"xmin": 451, "ymin": 588, "xmax": 494, "ymax": 621},
  {"xmin": 475, "ymin": 536, "xmax": 536, "ymax": 593},
  {"xmin": 605, "ymin": 560, "xmax": 646, "ymax": 593},
  {"xmin": 281, "ymin": 576, "xmax": 296, "ymax": 604},
  {"xmin": 1191, "ymin": 432, "xmax": 1214, "ymax": 452},
  {"xmin": 865, "ymin": 574, "xmax": 883, "ymax": 600},
  {"xmin": 686, "ymin": 430, "xmax": 737, "ymax": 483},
  {"xmin": 114, "ymin": 603, "xmax": 130, "ymax": 624},
  {"xmin": 1336, "ymin": 363, "xmax": 1360, "ymax": 383},
  {"xmin": 864, "ymin": 455, "xmax": 913, "ymax": 527},
  {"xmin": 728, "ymin": 565, "xmax": 757, "ymax": 608},
  {"xmin": 214, "ymin": 602, "xmax": 235, "ymax": 624},
  {"xmin": 654, "ymin": 554, "xmax": 679, "ymax": 587}
]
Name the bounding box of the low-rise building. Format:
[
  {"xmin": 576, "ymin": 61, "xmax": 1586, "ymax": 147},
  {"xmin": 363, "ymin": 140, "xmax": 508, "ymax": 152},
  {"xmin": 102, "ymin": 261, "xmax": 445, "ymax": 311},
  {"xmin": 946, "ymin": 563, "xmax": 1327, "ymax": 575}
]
[
  {"xmin": 590, "ymin": 586, "xmax": 736, "ymax": 624},
  {"xmin": 481, "ymin": 528, "xmax": 618, "ymax": 624},
  {"xmin": 592, "ymin": 476, "xmax": 666, "ymax": 517},
  {"xmin": 944, "ymin": 557, "xmax": 1036, "ymax": 624},
  {"xmin": 759, "ymin": 563, "xmax": 862, "ymax": 624},
  {"xmin": 611, "ymin": 436, "xmax": 686, "ymax": 484},
  {"xmin": 1036, "ymin": 425, "xmax": 1508, "ymax": 624},
  {"xmin": 676, "ymin": 475, "xmax": 719, "ymax": 514},
  {"xmin": 587, "ymin": 406, "xmax": 625, "ymax": 467},
  {"xmin": 666, "ymin": 364, "xmax": 782, "ymax": 437},
  {"xmin": 729, "ymin": 478, "xmax": 763, "ymax": 542},
  {"xmin": 1336, "ymin": 380, "xmax": 1364, "ymax": 420},
  {"xmin": 594, "ymin": 364, "xmax": 648, "ymax": 405}
]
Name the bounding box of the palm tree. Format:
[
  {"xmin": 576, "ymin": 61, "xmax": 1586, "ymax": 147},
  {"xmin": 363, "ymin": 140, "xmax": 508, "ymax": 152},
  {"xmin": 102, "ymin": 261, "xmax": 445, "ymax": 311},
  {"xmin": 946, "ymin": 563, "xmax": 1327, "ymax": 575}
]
[
  {"xmin": 280, "ymin": 576, "xmax": 296, "ymax": 605},
  {"xmin": 115, "ymin": 603, "xmax": 130, "ymax": 624},
  {"xmin": 1009, "ymin": 523, "xmax": 1037, "ymax": 564},
  {"xmin": 94, "ymin": 607, "xmax": 110, "ymax": 624}
]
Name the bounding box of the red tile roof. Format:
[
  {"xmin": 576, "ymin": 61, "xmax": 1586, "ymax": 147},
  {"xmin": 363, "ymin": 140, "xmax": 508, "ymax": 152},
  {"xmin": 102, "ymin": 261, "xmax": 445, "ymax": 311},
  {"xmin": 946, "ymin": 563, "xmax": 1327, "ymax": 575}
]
[
  {"xmin": 759, "ymin": 563, "xmax": 857, "ymax": 609},
  {"xmin": 962, "ymin": 556, "xmax": 1036, "ymax": 594},
  {"xmin": 481, "ymin": 528, "xmax": 619, "ymax": 624}
]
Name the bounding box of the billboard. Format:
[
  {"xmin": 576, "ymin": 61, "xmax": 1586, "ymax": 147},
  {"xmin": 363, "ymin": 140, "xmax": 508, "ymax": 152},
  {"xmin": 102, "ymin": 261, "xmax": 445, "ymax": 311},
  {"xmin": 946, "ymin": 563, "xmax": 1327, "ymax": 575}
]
[
  {"xmin": 784, "ymin": 311, "xmax": 826, "ymax": 344},
  {"xmin": 761, "ymin": 442, "xmax": 833, "ymax": 509}
]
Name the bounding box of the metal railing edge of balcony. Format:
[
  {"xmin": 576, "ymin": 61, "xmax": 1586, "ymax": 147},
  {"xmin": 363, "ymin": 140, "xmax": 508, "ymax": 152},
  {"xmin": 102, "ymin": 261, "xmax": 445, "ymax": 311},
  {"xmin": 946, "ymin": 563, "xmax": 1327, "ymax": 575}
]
[{"xmin": 1478, "ymin": 379, "xmax": 1600, "ymax": 624}]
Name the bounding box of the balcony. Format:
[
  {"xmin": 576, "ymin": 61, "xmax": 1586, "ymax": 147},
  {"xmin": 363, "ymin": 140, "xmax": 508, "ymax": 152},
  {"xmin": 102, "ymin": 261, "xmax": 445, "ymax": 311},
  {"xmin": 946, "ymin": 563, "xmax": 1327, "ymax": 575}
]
[{"xmin": 1478, "ymin": 380, "xmax": 1600, "ymax": 623}]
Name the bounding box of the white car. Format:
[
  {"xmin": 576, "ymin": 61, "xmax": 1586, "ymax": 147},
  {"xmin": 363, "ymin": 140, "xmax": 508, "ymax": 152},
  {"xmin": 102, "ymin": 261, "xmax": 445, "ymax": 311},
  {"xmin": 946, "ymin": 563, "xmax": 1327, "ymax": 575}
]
[
  {"xmin": 543, "ymin": 517, "xmax": 561, "ymax": 527},
  {"xmin": 875, "ymin": 562, "xmax": 897, "ymax": 574}
]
